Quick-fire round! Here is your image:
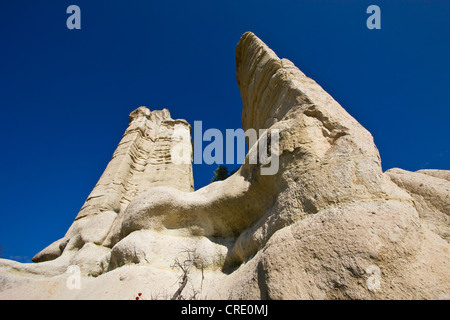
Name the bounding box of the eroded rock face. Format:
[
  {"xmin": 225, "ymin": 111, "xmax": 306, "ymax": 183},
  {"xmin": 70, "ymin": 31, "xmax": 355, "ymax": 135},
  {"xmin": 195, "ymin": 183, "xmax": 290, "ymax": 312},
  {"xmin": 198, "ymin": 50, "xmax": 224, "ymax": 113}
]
[
  {"xmin": 0, "ymin": 32, "xmax": 448, "ymax": 300},
  {"xmin": 32, "ymin": 107, "xmax": 194, "ymax": 263},
  {"xmin": 386, "ymin": 168, "xmax": 450, "ymax": 241}
]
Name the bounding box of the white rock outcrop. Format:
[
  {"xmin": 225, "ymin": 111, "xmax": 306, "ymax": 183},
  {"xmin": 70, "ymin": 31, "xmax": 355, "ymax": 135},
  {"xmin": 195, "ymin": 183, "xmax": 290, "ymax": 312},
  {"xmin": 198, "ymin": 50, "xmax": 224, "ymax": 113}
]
[
  {"xmin": 31, "ymin": 107, "xmax": 194, "ymax": 265},
  {"xmin": 0, "ymin": 32, "xmax": 448, "ymax": 300},
  {"xmin": 386, "ymin": 168, "xmax": 449, "ymax": 241}
]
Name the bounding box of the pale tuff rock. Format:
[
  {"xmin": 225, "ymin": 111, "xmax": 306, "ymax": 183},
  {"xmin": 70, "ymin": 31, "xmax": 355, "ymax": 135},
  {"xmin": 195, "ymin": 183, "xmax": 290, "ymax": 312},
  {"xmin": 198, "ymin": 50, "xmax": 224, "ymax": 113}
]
[
  {"xmin": 417, "ymin": 169, "xmax": 450, "ymax": 182},
  {"xmin": 386, "ymin": 168, "xmax": 450, "ymax": 241},
  {"xmin": 32, "ymin": 107, "xmax": 194, "ymax": 263},
  {"xmin": 0, "ymin": 32, "xmax": 449, "ymax": 300}
]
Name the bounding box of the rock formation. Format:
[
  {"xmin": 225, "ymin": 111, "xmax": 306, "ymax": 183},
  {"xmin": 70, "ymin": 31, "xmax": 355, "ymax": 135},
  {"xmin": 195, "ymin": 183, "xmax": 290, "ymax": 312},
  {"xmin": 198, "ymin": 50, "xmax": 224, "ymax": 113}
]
[
  {"xmin": 32, "ymin": 107, "xmax": 194, "ymax": 265},
  {"xmin": 0, "ymin": 32, "xmax": 448, "ymax": 300},
  {"xmin": 386, "ymin": 168, "xmax": 450, "ymax": 241}
]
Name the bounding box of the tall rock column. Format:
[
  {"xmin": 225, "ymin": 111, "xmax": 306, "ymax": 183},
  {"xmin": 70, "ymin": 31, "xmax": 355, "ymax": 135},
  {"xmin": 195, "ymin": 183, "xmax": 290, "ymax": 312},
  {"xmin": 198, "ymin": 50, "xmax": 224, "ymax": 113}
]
[{"xmin": 32, "ymin": 107, "xmax": 194, "ymax": 263}]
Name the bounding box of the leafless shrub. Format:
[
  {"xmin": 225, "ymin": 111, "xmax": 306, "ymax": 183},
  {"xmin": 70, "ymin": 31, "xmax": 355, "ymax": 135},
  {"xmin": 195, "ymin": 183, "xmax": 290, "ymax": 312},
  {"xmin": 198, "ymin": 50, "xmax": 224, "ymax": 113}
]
[{"xmin": 170, "ymin": 248, "xmax": 204, "ymax": 300}]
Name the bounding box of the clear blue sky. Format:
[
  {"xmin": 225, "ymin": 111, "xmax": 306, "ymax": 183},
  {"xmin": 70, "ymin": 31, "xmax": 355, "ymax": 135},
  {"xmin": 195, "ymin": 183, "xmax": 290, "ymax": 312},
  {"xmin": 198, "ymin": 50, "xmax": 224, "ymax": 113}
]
[{"xmin": 0, "ymin": 0, "xmax": 448, "ymax": 262}]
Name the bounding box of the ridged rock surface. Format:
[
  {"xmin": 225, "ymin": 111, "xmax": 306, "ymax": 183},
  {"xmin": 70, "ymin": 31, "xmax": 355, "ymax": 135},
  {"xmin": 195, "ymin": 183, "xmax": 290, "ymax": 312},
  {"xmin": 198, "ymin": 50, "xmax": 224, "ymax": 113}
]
[
  {"xmin": 31, "ymin": 107, "xmax": 194, "ymax": 264},
  {"xmin": 0, "ymin": 32, "xmax": 448, "ymax": 300}
]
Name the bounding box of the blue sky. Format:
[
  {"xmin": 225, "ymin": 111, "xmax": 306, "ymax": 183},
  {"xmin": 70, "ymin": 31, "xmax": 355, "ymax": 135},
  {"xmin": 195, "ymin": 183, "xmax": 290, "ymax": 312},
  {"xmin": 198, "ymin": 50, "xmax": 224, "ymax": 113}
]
[{"xmin": 0, "ymin": 0, "xmax": 448, "ymax": 262}]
